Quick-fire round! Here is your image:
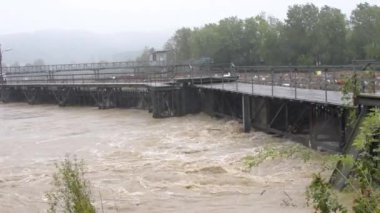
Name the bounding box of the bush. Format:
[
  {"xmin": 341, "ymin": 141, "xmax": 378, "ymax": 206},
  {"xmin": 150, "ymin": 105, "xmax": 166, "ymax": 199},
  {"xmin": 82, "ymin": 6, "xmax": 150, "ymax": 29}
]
[
  {"xmin": 306, "ymin": 174, "xmax": 347, "ymax": 213},
  {"xmin": 46, "ymin": 155, "xmax": 96, "ymax": 213},
  {"xmin": 243, "ymin": 143, "xmax": 316, "ymax": 169}
]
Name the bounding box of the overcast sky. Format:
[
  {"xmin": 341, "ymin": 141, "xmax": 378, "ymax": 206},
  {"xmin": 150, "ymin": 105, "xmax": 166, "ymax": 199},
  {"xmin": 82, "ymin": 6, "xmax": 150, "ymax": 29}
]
[{"xmin": 0, "ymin": 0, "xmax": 378, "ymax": 34}]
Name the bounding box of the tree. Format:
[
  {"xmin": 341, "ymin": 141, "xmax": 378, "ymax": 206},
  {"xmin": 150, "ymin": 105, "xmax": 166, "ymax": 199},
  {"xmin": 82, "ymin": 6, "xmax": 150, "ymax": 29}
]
[
  {"xmin": 215, "ymin": 17, "xmax": 245, "ymax": 63},
  {"xmin": 162, "ymin": 3, "xmax": 365, "ymax": 66},
  {"xmin": 190, "ymin": 24, "xmax": 221, "ymax": 61},
  {"xmin": 12, "ymin": 61, "xmax": 20, "ymax": 67},
  {"xmin": 257, "ymin": 15, "xmax": 285, "ymax": 65},
  {"xmin": 316, "ymin": 6, "xmax": 348, "ymax": 64},
  {"xmin": 283, "ymin": 4, "xmax": 320, "ymax": 65},
  {"xmin": 136, "ymin": 47, "xmax": 154, "ymax": 62},
  {"xmin": 350, "ymin": 3, "xmax": 380, "ymax": 60},
  {"xmin": 241, "ymin": 16, "xmax": 261, "ymax": 65},
  {"xmin": 33, "ymin": 58, "xmax": 45, "ymax": 66},
  {"xmin": 307, "ymin": 109, "xmax": 380, "ymax": 212},
  {"xmin": 169, "ymin": 27, "xmax": 193, "ymax": 63}
]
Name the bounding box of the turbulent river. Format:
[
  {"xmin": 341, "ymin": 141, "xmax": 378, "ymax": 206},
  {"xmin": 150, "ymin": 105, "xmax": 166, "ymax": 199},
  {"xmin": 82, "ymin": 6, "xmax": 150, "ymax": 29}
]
[{"xmin": 0, "ymin": 103, "xmax": 326, "ymax": 212}]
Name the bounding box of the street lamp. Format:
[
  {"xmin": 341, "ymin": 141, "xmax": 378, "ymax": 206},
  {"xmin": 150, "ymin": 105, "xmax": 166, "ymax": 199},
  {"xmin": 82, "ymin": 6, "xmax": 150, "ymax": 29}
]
[{"xmin": 0, "ymin": 44, "xmax": 12, "ymax": 83}]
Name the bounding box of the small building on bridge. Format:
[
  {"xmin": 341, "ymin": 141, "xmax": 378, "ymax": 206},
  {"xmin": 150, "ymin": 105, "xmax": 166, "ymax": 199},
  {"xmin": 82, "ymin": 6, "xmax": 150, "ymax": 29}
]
[{"xmin": 150, "ymin": 50, "xmax": 170, "ymax": 65}]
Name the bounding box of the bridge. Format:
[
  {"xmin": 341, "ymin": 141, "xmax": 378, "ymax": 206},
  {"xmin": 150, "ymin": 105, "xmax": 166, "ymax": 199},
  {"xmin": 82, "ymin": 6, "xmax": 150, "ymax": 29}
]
[{"xmin": 2, "ymin": 61, "xmax": 380, "ymax": 154}]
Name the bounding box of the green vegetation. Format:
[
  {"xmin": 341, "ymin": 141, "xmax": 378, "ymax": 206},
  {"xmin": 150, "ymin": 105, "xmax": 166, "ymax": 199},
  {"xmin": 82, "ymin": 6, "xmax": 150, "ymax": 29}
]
[
  {"xmin": 340, "ymin": 64, "xmax": 376, "ymax": 127},
  {"xmin": 341, "ymin": 73, "xmax": 361, "ymax": 127},
  {"xmin": 243, "ymin": 143, "xmax": 318, "ymax": 169},
  {"xmin": 306, "ymin": 174, "xmax": 348, "ymax": 213},
  {"xmin": 306, "ymin": 109, "xmax": 380, "ymax": 213},
  {"xmin": 46, "ymin": 156, "xmax": 96, "ymax": 213},
  {"xmin": 159, "ymin": 3, "xmax": 380, "ymax": 65}
]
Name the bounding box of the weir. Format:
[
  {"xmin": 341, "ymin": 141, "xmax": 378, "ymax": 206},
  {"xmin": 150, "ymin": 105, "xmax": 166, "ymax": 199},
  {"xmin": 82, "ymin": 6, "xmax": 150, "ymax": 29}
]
[{"xmin": 2, "ymin": 61, "xmax": 380, "ymax": 153}]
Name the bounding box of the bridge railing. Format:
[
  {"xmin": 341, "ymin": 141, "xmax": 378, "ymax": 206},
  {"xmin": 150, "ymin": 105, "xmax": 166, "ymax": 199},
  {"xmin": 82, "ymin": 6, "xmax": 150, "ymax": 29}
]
[
  {"xmin": 2, "ymin": 71, "xmax": 173, "ymax": 85},
  {"xmin": 1, "ymin": 63, "xmax": 195, "ymax": 85},
  {"xmin": 354, "ymin": 62, "xmax": 380, "ymax": 95},
  {"xmin": 192, "ymin": 64, "xmax": 380, "ymax": 104},
  {"xmin": 1, "ymin": 61, "xmax": 170, "ymax": 74},
  {"xmin": 236, "ymin": 65, "xmax": 354, "ymax": 90}
]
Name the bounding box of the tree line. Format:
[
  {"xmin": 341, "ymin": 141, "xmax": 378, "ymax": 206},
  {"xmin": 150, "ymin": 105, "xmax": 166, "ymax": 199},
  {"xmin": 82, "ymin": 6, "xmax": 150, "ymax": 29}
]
[{"xmin": 161, "ymin": 3, "xmax": 380, "ymax": 66}]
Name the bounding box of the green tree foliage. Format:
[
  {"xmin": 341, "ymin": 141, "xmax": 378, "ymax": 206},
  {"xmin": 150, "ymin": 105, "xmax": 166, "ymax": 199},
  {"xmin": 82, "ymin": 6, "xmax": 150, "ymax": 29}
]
[
  {"xmin": 215, "ymin": 17, "xmax": 245, "ymax": 63},
  {"xmin": 46, "ymin": 156, "xmax": 96, "ymax": 213},
  {"xmin": 190, "ymin": 24, "xmax": 221, "ymax": 61},
  {"xmin": 306, "ymin": 174, "xmax": 347, "ymax": 213},
  {"xmin": 165, "ymin": 28, "xmax": 192, "ymax": 62},
  {"xmin": 350, "ymin": 3, "xmax": 380, "ymax": 60},
  {"xmin": 317, "ymin": 6, "xmax": 348, "ymax": 64},
  {"xmin": 284, "ymin": 4, "xmax": 320, "ymax": 65},
  {"xmin": 257, "ymin": 16, "xmax": 285, "ymax": 65},
  {"xmin": 161, "ymin": 3, "xmax": 380, "ymax": 66}
]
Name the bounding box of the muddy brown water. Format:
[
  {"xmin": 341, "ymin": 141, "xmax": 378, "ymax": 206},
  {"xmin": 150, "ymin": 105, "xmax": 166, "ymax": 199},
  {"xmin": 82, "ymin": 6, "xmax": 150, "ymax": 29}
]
[{"xmin": 0, "ymin": 103, "xmax": 324, "ymax": 212}]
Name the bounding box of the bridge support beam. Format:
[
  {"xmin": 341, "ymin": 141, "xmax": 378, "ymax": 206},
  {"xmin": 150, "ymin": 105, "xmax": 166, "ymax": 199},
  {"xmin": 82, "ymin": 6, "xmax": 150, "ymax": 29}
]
[
  {"xmin": 21, "ymin": 86, "xmax": 55, "ymax": 105},
  {"xmin": 150, "ymin": 87, "xmax": 179, "ymax": 118},
  {"xmin": 339, "ymin": 109, "xmax": 347, "ymax": 149},
  {"xmin": 181, "ymin": 86, "xmax": 201, "ymax": 115},
  {"xmin": 149, "ymin": 86, "xmax": 198, "ymax": 118},
  {"xmin": 151, "ymin": 89, "xmax": 160, "ymax": 118},
  {"xmin": 22, "ymin": 87, "xmax": 40, "ymax": 105},
  {"xmin": 53, "ymin": 87, "xmax": 72, "ymax": 106},
  {"xmin": 242, "ymin": 95, "xmax": 252, "ymax": 132},
  {"xmin": 251, "ymin": 97, "xmax": 269, "ymax": 130},
  {"xmin": 308, "ymin": 105, "xmax": 344, "ymax": 152}
]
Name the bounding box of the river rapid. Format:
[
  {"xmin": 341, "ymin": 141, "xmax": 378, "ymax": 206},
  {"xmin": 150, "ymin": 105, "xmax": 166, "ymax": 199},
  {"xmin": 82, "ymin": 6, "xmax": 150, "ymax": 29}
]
[{"xmin": 0, "ymin": 103, "xmax": 324, "ymax": 212}]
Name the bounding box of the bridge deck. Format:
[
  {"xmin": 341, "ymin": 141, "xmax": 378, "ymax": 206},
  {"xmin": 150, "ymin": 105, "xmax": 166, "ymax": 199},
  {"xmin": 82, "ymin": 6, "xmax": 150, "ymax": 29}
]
[
  {"xmin": 357, "ymin": 92, "xmax": 380, "ymax": 107},
  {"xmin": 196, "ymin": 82, "xmax": 346, "ymax": 106}
]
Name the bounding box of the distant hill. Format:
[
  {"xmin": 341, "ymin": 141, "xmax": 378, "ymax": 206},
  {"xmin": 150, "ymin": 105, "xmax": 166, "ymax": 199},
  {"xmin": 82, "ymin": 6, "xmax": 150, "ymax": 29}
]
[{"xmin": 0, "ymin": 30, "xmax": 171, "ymax": 65}]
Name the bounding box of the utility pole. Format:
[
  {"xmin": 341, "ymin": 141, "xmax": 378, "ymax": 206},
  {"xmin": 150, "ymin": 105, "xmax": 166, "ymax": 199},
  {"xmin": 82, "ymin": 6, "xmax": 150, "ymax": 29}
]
[
  {"xmin": 0, "ymin": 44, "xmax": 12, "ymax": 83},
  {"xmin": 0, "ymin": 44, "xmax": 3, "ymax": 82}
]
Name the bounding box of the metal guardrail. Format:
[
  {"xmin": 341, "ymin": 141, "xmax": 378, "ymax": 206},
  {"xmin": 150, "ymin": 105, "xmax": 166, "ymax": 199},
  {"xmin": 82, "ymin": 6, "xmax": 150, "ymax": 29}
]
[
  {"xmin": 1, "ymin": 63, "xmax": 187, "ymax": 85},
  {"xmin": 0, "ymin": 62, "xmax": 232, "ymax": 85},
  {"xmin": 2, "ymin": 61, "xmax": 169, "ymax": 74}
]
